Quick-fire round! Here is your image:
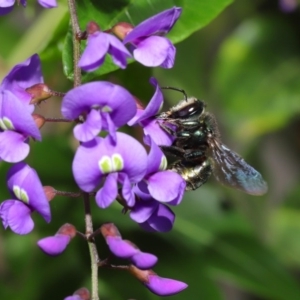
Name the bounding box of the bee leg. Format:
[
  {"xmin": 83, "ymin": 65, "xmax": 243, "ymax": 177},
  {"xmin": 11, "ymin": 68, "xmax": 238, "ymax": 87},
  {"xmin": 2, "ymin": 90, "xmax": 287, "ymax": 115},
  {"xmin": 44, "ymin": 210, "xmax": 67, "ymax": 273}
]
[
  {"xmin": 159, "ymin": 123, "xmax": 177, "ymax": 136},
  {"xmin": 183, "ymin": 148, "xmax": 206, "ymax": 162},
  {"xmin": 160, "ymin": 145, "xmax": 185, "ymax": 158}
]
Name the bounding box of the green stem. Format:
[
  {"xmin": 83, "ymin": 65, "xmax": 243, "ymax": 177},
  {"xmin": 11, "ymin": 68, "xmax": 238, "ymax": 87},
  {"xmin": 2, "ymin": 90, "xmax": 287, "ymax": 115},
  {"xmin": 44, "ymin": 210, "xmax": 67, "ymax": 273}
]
[
  {"xmin": 83, "ymin": 192, "xmax": 100, "ymax": 300},
  {"xmin": 68, "ymin": 0, "xmax": 81, "ymax": 87}
]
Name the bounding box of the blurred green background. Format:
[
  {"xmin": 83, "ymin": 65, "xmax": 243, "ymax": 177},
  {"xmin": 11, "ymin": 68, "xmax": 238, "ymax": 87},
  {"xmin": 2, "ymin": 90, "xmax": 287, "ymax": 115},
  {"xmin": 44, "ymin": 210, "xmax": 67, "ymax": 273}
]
[{"xmin": 0, "ymin": 0, "xmax": 300, "ymax": 299}]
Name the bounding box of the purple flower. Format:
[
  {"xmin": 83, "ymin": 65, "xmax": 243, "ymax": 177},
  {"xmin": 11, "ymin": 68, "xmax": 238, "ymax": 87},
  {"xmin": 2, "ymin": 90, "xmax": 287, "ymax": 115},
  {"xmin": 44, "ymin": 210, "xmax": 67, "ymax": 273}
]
[
  {"xmin": 128, "ymin": 265, "xmax": 188, "ymax": 296},
  {"xmin": 129, "ymin": 138, "xmax": 185, "ymax": 232},
  {"xmin": 145, "ymin": 273, "xmax": 188, "ymax": 296},
  {"xmin": 101, "ymin": 223, "xmax": 157, "ymax": 269},
  {"xmin": 130, "ymin": 197, "xmax": 176, "ymax": 233},
  {"xmin": 78, "ymin": 21, "xmax": 131, "ymax": 72},
  {"xmin": 61, "ymin": 81, "xmax": 136, "ymax": 143},
  {"xmin": 38, "ymin": 234, "xmax": 70, "ymax": 256},
  {"xmin": 123, "ymin": 7, "xmax": 182, "ymax": 68},
  {"xmin": 1, "ymin": 54, "xmax": 44, "ymax": 111},
  {"xmin": 108, "ymin": 237, "xmax": 157, "ymax": 269},
  {"xmin": 279, "ymin": 0, "xmax": 298, "ymax": 12},
  {"xmin": 0, "ymin": 163, "xmax": 51, "ymax": 235},
  {"xmin": 128, "ymin": 77, "xmax": 174, "ymax": 146},
  {"xmin": 38, "ymin": 223, "xmax": 76, "ymax": 256},
  {"xmin": 72, "ymin": 133, "xmax": 147, "ymax": 208},
  {"xmin": 64, "ymin": 297, "xmax": 82, "ymax": 300},
  {"xmin": 0, "ymin": 0, "xmax": 56, "ymax": 15},
  {"xmin": 64, "ymin": 288, "xmax": 90, "ymax": 300},
  {"xmin": 0, "ymin": 90, "xmax": 41, "ymax": 162}
]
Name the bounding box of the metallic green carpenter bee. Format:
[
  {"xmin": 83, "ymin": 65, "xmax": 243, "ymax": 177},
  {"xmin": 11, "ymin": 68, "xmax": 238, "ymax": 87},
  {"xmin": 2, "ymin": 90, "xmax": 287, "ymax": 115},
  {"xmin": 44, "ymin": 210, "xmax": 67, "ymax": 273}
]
[{"xmin": 157, "ymin": 88, "xmax": 268, "ymax": 195}]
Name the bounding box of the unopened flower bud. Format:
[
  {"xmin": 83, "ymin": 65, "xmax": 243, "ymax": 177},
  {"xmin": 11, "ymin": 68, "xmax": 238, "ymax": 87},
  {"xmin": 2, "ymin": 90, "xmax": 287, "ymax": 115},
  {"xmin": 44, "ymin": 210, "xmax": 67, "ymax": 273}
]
[
  {"xmin": 128, "ymin": 265, "xmax": 188, "ymax": 296},
  {"xmin": 100, "ymin": 223, "xmax": 121, "ymax": 238},
  {"xmin": 43, "ymin": 186, "xmax": 56, "ymax": 201},
  {"xmin": 101, "ymin": 224, "xmax": 157, "ymax": 269},
  {"xmin": 32, "ymin": 113, "xmax": 46, "ymax": 129},
  {"xmin": 37, "ymin": 223, "xmax": 76, "ymax": 256},
  {"xmin": 26, "ymin": 83, "xmax": 52, "ymax": 104},
  {"xmin": 111, "ymin": 22, "xmax": 134, "ymax": 40},
  {"xmin": 86, "ymin": 21, "xmax": 100, "ymax": 35},
  {"xmin": 64, "ymin": 287, "xmax": 90, "ymax": 300},
  {"xmin": 57, "ymin": 223, "xmax": 77, "ymax": 238}
]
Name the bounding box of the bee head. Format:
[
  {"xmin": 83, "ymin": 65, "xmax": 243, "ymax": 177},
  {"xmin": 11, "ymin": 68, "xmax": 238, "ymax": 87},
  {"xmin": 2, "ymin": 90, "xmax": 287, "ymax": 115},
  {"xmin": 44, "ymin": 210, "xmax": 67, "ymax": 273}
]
[{"xmin": 171, "ymin": 98, "xmax": 205, "ymax": 119}]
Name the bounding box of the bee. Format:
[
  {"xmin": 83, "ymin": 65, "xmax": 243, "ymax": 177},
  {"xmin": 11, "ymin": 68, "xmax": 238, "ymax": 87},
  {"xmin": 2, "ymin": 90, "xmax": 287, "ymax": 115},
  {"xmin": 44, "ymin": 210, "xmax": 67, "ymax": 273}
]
[{"xmin": 156, "ymin": 87, "xmax": 268, "ymax": 195}]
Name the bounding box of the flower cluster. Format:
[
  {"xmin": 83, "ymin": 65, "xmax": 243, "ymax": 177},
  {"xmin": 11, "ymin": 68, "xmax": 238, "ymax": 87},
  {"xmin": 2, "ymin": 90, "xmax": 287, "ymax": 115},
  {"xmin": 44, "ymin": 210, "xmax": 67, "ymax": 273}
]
[
  {"xmin": 0, "ymin": 54, "xmax": 44, "ymax": 163},
  {"xmin": 0, "ymin": 0, "xmax": 57, "ymax": 15},
  {"xmin": 0, "ymin": 6, "xmax": 188, "ymax": 298},
  {"xmin": 79, "ymin": 7, "xmax": 182, "ymax": 71}
]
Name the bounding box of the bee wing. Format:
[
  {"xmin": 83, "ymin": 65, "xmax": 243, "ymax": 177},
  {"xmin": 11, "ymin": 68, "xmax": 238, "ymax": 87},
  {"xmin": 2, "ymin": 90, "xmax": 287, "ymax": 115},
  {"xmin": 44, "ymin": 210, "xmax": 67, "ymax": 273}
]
[{"xmin": 207, "ymin": 139, "xmax": 268, "ymax": 195}]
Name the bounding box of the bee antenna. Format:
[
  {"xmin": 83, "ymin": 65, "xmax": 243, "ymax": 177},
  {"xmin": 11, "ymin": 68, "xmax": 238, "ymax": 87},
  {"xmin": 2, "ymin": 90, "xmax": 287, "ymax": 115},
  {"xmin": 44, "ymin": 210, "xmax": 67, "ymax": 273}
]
[{"xmin": 160, "ymin": 86, "xmax": 188, "ymax": 102}]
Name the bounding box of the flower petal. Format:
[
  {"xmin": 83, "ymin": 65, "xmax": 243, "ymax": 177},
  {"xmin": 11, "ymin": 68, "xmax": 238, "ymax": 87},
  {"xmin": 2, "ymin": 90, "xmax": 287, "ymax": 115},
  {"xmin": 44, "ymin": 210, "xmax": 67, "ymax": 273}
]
[
  {"xmin": 130, "ymin": 200, "xmax": 157, "ymax": 223},
  {"xmin": 38, "ymin": 234, "xmax": 71, "ymax": 256},
  {"xmin": 107, "ymin": 34, "xmax": 131, "ymax": 69},
  {"xmin": 78, "ymin": 32, "xmax": 109, "ymax": 72},
  {"xmin": 95, "ymin": 173, "xmax": 118, "ymax": 208},
  {"xmin": 128, "ymin": 77, "xmax": 163, "ymax": 125},
  {"xmin": 0, "ymin": 131, "xmax": 29, "ymax": 163},
  {"xmin": 38, "ymin": 0, "xmax": 57, "ymax": 8},
  {"xmin": 123, "ymin": 7, "xmax": 182, "ymax": 43},
  {"xmin": 106, "ymin": 236, "xmax": 138, "ymax": 258},
  {"xmin": 1, "ymin": 54, "xmax": 43, "ymax": 107},
  {"xmin": 131, "ymin": 252, "xmax": 158, "ymax": 269},
  {"xmin": 146, "ymin": 137, "xmax": 166, "ymax": 174},
  {"xmin": 146, "ymin": 274, "xmax": 188, "ymax": 296},
  {"xmin": 133, "ymin": 36, "xmax": 172, "ymax": 67},
  {"xmin": 72, "ymin": 138, "xmax": 103, "ymax": 192},
  {"xmin": 121, "ymin": 174, "xmax": 136, "ymax": 207},
  {"xmin": 0, "ymin": 0, "xmax": 15, "ymax": 8},
  {"xmin": 147, "ymin": 171, "xmax": 185, "ymax": 202},
  {"xmin": 2, "ymin": 201, "xmax": 34, "ymax": 235},
  {"xmin": 7, "ymin": 163, "xmax": 51, "ymax": 222},
  {"xmin": 61, "ymin": 82, "xmax": 136, "ymax": 128},
  {"xmin": 73, "ymin": 109, "xmax": 101, "ymax": 142},
  {"xmin": 147, "ymin": 203, "xmax": 175, "ymax": 232},
  {"xmin": 1, "ymin": 90, "xmax": 41, "ymax": 139}
]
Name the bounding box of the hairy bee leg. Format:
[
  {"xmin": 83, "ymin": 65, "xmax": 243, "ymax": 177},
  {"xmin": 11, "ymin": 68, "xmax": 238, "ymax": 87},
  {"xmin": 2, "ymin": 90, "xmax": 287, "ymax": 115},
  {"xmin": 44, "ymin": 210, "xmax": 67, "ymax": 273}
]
[
  {"xmin": 183, "ymin": 149, "xmax": 206, "ymax": 162},
  {"xmin": 160, "ymin": 145, "xmax": 185, "ymax": 158},
  {"xmin": 159, "ymin": 123, "xmax": 177, "ymax": 136}
]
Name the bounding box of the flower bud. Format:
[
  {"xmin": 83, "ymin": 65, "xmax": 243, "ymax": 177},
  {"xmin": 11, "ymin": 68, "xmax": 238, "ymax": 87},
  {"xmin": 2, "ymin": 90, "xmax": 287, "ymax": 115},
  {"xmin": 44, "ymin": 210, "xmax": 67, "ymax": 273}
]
[
  {"xmin": 111, "ymin": 22, "xmax": 134, "ymax": 40},
  {"xmin": 100, "ymin": 223, "xmax": 157, "ymax": 269},
  {"xmin": 26, "ymin": 83, "xmax": 52, "ymax": 104},
  {"xmin": 100, "ymin": 222, "xmax": 121, "ymax": 238},
  {"xmin": 37, "ymin": 223, "xmax": 76, "ymax": 256},
  {"xmin": 64, "ymin": 287, "xmax": 90, "ymax": 300},
  {"xmin": 86, "ymin": 21, "xmax": 100, "ymax": 35},
  {"xmin": 43, "ymin": 186, "xmax": 56, "ymax": 201},
  {"xmin": 128, "ymin": 265, "xmax": 188, "ymax": 296},
  {"xmin": 32, "ymin": 114, "xmax": 46, "ymax": 129}
]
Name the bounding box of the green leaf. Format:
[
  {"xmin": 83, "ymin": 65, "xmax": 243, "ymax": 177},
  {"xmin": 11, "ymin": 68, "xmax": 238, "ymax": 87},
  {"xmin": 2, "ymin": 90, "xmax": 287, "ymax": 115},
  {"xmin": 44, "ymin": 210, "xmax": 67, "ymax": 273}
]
[
  {"xmin": 63, "ymin": 0, "xmax": 233, "ymax": 80},
  {"xmin": 270, "ymin": 208, "xmax": 300, "ymax": 267},
  {"xmin": 4, "ymin": 5, "xmax": 68, "ymax": 70},
  {"xmin": 204, "ymin": 233, "xmax": 300, "ymax": 299},
  {"xmin": 212, "ymin": 16, "xmax": 300, "ymax": 141}
]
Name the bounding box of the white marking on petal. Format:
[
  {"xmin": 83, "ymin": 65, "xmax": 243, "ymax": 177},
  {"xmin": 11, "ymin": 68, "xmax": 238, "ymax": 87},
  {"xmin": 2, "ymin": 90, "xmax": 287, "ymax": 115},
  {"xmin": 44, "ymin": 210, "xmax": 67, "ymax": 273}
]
[
  {"xmin": 159, "ymin": 155, "xmax": 168, "ymax": 171},
  {"xmin": 0, "ymin": 117, "xmax": 15, "ymax": 130},
  {"xmin": 111, "ymin": 154, "xmax": 124, "ymax": 172},
  {"xmin": 98, "ymin": 155, "xmax": 113, "ymax": 174},
  {"xmin": 13, "ymin": 185, "xmax": 29, "ymax": 204}
]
